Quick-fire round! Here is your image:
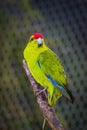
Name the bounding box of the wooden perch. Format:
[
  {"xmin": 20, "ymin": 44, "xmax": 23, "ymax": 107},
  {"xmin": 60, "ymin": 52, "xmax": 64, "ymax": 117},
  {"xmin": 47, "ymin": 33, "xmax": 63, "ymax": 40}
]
[{"xmin": 23, "ymin": 59, "xmax": 65, "ymax": 130}]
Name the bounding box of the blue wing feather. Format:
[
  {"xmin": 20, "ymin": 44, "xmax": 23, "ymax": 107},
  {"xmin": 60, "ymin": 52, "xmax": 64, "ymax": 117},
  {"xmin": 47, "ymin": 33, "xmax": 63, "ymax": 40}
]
[
  {"xmin": 46, "ymin": 74, "xmax": 73, "ymax": 103},
  {"xmin": 37, "ymin": 60, "xmax": 41, "ymax": 67},
  {"xmin": 46, "ymin": 74, "xmax": 67, "ymax": 94}
]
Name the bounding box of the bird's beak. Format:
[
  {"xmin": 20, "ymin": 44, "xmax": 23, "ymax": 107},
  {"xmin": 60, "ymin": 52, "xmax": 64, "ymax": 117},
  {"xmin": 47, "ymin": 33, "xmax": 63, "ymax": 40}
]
[{"xmin": 37, "ymin": 38, "xmax": 43, "ymax": 47}]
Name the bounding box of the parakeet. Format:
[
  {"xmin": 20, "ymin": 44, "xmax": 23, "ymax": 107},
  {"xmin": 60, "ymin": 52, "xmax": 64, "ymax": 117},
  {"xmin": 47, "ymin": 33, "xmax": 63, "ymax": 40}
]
[{"xmin": 23, "ymin": 33, "xmax": 74, "ymax": 106}]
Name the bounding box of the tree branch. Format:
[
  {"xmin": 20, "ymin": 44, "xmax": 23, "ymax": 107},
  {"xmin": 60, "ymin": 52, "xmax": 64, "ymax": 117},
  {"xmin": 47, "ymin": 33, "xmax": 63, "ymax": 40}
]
[{"xmin": 23, "ymin": 59, "xmax": 65, "ymax": 130}]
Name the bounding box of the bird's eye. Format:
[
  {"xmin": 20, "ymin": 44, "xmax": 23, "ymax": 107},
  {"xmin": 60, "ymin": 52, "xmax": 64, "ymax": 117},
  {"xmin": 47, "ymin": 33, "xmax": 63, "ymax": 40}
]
[{"xmin": 30, "ymin": 37, "xmax": 34, "ymax": 42}]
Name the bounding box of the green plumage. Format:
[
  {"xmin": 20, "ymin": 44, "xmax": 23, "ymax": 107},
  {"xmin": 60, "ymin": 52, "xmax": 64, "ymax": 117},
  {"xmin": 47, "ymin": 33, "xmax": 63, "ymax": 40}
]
[
  {"xmin": 38, "ymin": 49, "xmax": 67, "ymax": 86},
  {"xmin": 23, "ymin": 33, "xmax": 73, "ymax": 106}
]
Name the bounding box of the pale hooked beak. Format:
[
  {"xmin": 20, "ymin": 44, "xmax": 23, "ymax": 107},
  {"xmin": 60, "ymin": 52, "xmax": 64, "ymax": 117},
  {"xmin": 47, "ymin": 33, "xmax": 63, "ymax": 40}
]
[{"xmin": 37, "ymin": 38, "xmax": 43, "ymax": 47}]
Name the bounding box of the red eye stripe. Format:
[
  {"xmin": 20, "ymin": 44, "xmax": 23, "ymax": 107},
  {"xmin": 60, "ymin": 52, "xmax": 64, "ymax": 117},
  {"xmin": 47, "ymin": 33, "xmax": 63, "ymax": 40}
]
[{"xmin": 33, "ymin": 33, "xmax": 44, "ymax": 39}]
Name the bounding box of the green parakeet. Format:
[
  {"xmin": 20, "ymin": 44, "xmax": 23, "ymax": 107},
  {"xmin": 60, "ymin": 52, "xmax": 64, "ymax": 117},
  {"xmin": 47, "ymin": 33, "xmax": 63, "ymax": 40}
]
[{"xmin": 23, "ymin": 33, "xmax": 74, "ymax": 106}]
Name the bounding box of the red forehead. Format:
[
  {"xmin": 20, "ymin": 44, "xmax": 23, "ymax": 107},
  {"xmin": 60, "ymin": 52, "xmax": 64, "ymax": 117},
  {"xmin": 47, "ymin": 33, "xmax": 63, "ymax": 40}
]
[{"xmin": 33, "ymin": 33, "xmax": 44, "ymax": 39}]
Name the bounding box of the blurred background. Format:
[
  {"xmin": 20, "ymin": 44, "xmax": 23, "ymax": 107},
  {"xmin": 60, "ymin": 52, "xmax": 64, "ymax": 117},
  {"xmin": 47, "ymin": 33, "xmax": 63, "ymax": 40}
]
[{"xmin": 0, "ymin": 0, "xmax": 87, "ymax": 130}]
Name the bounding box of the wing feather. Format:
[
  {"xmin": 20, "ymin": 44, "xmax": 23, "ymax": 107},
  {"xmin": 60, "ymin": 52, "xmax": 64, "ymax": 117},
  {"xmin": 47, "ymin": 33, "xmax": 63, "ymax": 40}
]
[{"xmin": 37, "ymin": 49, "xmax": 67, "ymax": 87}]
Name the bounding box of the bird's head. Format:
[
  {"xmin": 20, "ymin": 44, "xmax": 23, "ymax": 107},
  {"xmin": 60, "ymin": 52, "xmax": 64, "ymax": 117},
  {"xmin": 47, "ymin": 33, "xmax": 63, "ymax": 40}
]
[
  {"xmin": 29, "ymin": 33, "xmax": 45, "ymax": 48},
  {"xmin": 24, "ymin": 33, "xmax": 47, "ymax": 59}
]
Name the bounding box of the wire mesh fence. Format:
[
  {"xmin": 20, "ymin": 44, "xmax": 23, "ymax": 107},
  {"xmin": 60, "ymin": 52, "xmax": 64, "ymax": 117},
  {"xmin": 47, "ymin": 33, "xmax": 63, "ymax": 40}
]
[{"xmin": 0, "ymin": 0, "xmax": 87, "ymax": 130}]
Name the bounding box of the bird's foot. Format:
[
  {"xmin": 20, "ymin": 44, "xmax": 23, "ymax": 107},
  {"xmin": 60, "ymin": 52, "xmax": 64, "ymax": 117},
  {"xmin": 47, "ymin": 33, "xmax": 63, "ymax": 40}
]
[{"xmin": 36, "ymin": 87, "xmax": 47, "ymax": 98}]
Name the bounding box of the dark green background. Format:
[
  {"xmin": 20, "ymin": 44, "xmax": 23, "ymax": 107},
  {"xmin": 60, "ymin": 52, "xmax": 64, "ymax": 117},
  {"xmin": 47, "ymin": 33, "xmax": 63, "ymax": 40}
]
[{"xmin": 0, "ymin": 0, "xmax": 87, "ymax": 130}]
